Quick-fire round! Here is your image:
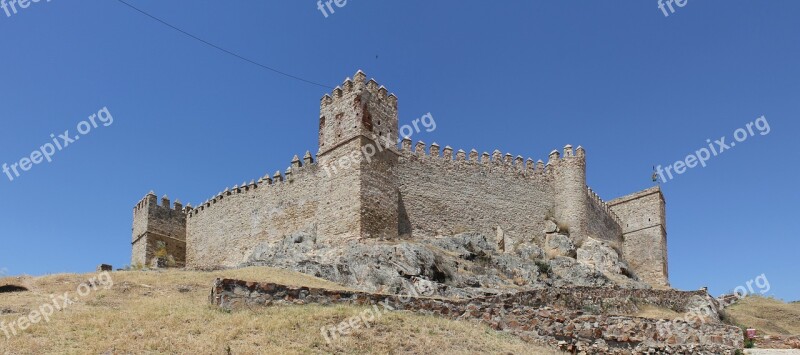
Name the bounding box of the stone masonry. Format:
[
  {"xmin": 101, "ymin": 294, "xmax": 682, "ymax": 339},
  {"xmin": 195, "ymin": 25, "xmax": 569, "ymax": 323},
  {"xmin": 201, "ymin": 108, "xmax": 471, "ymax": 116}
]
[{"xmin": 130, "ymin": 70, "xmax": 669, "ymax": 288}]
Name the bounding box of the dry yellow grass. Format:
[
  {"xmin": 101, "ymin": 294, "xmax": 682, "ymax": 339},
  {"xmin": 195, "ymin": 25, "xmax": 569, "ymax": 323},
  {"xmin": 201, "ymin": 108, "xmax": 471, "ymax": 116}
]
[
  {"xmin": 0, "ymin": 267, "xmax": 561, "ymax": 354},
  {"xmin": 725, "ymin": 296, "xmax": 800, "ymax": 336}
]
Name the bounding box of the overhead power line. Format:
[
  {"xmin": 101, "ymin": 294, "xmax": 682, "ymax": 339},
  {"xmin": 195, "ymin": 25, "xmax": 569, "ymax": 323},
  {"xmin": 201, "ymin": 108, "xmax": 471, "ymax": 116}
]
[{"xmin": 114, "ymin": 0, "xmax": 333, "ymax": 89}]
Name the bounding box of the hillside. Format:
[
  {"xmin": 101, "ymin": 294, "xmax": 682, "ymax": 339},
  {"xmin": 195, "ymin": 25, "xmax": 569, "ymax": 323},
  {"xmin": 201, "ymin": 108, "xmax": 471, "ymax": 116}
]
[
  {"xmin": 0, "ymin": 268, "xmax": 561, "ymax": 354},
  {"xmin": 726, "ymin": 296, "xmax": 800, "ymax": 336}
]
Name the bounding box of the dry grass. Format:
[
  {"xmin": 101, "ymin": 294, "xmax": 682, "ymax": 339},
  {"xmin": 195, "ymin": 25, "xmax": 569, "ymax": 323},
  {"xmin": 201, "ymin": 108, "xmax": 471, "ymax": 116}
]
[
  {"xmin": 0, "ymin": 267, "xmax": 561, "ymax": 355},
  {"xmin": 726, "ymin": 296, "xmax": 800, "ymax": 336}
]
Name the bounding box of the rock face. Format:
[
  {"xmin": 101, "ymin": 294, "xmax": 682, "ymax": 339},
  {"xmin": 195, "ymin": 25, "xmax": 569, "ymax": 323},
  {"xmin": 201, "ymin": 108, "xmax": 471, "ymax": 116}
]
[{"xmin": 244, "ymin": 231, "xmax": 650, "ymax": 298}]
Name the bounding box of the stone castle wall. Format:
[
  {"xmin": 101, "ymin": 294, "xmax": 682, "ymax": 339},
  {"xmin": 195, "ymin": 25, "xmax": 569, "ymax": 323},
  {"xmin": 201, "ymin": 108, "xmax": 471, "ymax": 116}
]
[
  {"xmin": 394, "ymin": 141, "xmax": 554, "ymax": 244},
  {"xmin": 186, "ymin": 159, "xmax": 325, "ymax": 269},
  {"xmin": 585, "ymin": 187, "xmax": 624, "ymax": 249},
  {"xmin": 131, "ymin": 71, "xmax": 668, "ymax": 287}
]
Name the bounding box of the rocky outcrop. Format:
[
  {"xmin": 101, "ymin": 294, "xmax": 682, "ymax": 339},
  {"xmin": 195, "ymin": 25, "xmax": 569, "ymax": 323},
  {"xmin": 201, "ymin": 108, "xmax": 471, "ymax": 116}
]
[{"xmin": 243, "ymin": 232, "xmax": 649, "ymax": 298}]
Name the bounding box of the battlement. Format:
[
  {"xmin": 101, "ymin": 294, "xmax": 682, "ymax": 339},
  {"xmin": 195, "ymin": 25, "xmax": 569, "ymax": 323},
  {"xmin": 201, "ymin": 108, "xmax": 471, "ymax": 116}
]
[
  {"xmin": 133, "ymin": 191, "xmax": 187, "ymax": 214},
  {"xmin": 131, "ymin": 190, "xmax": 188, "ymax": 268},
  {"xmin": 318, "ymin": 71, "xmax": 399, "ymax": 159},
  {"xmin": 187, "ymin": 151, "xmax": 318, "ymax": 219},
  {"xmin": 399, "ymin": 138, "xmax": 588, "ymax": 179},
  {"xmin": 586, "ymin": 187, "xmax": 622, "ymax": 225}
]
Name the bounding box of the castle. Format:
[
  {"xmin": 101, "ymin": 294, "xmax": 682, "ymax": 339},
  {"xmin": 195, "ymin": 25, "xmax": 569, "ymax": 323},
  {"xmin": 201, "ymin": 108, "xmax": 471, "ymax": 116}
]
[{"xmin": 131, "ymin": 70, "xmax": 669, "ymax": 288}]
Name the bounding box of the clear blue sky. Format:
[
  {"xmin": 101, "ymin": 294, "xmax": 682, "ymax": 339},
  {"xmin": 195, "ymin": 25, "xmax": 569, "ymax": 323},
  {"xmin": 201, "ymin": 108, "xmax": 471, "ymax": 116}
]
[{"xmin": 1, "ymin": 1, "xmax": 797, "ymax": 300}]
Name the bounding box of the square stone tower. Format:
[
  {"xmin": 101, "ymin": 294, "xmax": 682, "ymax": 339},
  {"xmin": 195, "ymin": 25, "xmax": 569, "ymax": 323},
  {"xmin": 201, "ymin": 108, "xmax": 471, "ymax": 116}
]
[
  {"xmin": 316, "ymin": 71, "xmax": 400, "ymax": 240},
  {"xmin": 609, "ymin": 187, "xmax": 669, "ymax": 288},
  {"xmin": 131, "ymin": 192, "xmax": 187, "ymax": 267}
]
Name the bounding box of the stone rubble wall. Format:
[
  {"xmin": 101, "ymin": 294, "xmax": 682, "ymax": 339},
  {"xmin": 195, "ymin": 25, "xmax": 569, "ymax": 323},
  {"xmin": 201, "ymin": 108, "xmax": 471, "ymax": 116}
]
[{"xmin": 211, "ymin": 279, "xmax": 744, "ymax": 354}]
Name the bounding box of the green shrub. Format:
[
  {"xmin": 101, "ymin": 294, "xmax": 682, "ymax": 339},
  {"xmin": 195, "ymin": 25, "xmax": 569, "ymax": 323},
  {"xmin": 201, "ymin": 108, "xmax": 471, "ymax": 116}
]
[{"xmin": 535, "ymin": 261, "xmax": 551, "ymax": 276}]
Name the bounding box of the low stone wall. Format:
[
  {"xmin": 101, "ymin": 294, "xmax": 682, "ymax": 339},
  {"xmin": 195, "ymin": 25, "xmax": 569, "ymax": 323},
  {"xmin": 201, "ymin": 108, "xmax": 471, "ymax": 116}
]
[
  {"xmin": 487, "ymin": 287, "xmax": 709, "ymax": 315},
  {"xmin": 210, "ymin": 279, "xmax": 743, "ymax": 354}
]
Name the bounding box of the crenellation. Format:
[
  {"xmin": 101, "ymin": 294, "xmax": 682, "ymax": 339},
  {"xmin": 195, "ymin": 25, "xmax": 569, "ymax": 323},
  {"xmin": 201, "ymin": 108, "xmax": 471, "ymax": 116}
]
[
  {"xmin": 548, "ymin": 150, "xmax": 560, "ymax": 166},
  {"xmin": 321, "ymin": 94, "xmax": 333, "ymax": 107},
  {"xmin": 415, "ymin": 141, "xmax": 426, "ymax": 156},
  {"xmin": 303, "ymin": 151, "xmax": 314, "ymax": 165},
  {"xmin": 514, "ymin": 155, "xmax": 524, "ymax": 171},
  {"xmin": 456, "ymin": 149, "xmax": 466, "ymax": 161},
  {"xmin": 387, "ymin": 94, "xmax": 398, "ymax": 108},
  {"xmin": 481, "ymin": 152, "xmax": 490, "ymax": 164},
  {"xmin": 291, "ymin": 155, "xmax": 301, "ymax": 168},
  {"xmin": 469, "ymin": 149, "xmax": 479, "ymax": 161},
  {"xmin": 401, "ymin": 137, "xmax": 412, "ymax": 151},
  {"xmin": 443, "ymin": 146, "xmax": 453, "ymax": 160},
  {"xmin": 492, "ymin": 150, "xmax": 502, "ymax": 164},
  {"xmin": 342, "ymin": 77, "xmax": 353, "ymax": 92},
  {"xmin": 430, "ymin": 142, "xmax": 440, "ymax": 157},
  {"xmin": 366, "ymin": 79, "xmax": 379, "ymax": 93},
  {"xmin": 576, "ymin": 145, "xmax": 585, "ymax": 158}
]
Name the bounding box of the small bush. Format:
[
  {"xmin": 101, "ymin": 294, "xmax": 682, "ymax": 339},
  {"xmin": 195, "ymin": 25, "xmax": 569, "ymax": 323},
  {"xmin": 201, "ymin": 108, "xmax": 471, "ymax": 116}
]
[
  {"xmin": 535, "ymin": 261, "xmax": 551, "ymax": 276},
  {"xmin": 154, "ymin": 241, "xmax": 168, "ymax": 259}
]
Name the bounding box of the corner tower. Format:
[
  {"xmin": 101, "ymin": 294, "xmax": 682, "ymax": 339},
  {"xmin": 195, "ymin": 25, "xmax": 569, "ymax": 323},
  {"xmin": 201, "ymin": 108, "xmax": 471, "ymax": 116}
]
[
  {"xmin": 316, "ymin": 71, "xmax": 400, "ymax": 241},
  {"xmin": 608, "ymin": 187, "xmax": 669, "ymax": 288},
  {"xmin": 131, "ymin": 191, "xmax": 187, "ymax": 267}
]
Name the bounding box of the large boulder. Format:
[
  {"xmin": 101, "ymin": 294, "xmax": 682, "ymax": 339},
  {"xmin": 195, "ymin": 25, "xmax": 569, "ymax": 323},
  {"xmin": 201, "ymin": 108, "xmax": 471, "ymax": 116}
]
[
  {"xmin": 576, "ymin": 238, "xmax": 622, "ymax": 274},
  {"xmin": 545, "ymin": 233, "xmax": 576, "ymax": 258}
]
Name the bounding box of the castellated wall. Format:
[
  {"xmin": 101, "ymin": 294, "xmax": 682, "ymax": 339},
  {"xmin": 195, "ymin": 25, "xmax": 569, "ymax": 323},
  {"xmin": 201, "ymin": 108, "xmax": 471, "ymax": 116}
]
[
  {"xmin": 609, "ymin": 187, "xmax": 669, "ymax": 288},
  {"xmin": 584, "ymin": 187, "xmax": 624, "ymax": 249},
  {"xmin": 186, "ymin": 157, "xmax": 326, "ymax": 269},
  {"xmin": 395, "ymin": 141, "xmax": 554, "ymax": 246},
  {"xmin": 394, "ymin": 142, "xmax": 625, "ymax": 253}
]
